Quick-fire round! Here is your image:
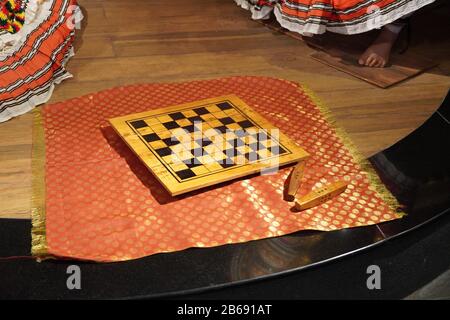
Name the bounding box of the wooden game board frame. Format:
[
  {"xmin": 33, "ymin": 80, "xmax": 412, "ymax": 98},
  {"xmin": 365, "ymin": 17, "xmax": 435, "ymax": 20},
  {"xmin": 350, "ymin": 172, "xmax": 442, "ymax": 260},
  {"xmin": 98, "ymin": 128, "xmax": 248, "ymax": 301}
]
[{"xmin": 109, "ymin": 95, "xmax": 309, "ymax": 196}]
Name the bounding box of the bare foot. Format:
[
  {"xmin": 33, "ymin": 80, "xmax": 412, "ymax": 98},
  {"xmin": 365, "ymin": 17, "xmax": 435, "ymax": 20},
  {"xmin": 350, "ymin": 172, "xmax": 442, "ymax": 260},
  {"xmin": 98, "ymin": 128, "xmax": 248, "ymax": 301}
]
[{"xmin": 358, "ymin": 26, "xmax": 401, "ymax": 68}]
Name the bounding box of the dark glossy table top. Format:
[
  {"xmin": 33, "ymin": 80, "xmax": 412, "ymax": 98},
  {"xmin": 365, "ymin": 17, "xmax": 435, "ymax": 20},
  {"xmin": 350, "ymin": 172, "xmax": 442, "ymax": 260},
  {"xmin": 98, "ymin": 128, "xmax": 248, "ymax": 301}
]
[{"xmin": 0, "ymin": 91, "xmax": 449, "ymax": 299}]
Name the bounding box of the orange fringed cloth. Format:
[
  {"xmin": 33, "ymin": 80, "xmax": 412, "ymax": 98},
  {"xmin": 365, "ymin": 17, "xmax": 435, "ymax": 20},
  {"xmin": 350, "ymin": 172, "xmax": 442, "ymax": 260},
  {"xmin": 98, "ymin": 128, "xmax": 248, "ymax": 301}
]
[{"xmin": 31, "ymin": 77, "xmax": 403, "ymax": 262}]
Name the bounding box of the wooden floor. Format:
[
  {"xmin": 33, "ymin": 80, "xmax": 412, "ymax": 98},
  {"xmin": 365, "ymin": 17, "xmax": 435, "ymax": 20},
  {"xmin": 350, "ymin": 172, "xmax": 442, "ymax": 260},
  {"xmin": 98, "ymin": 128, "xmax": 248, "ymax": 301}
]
[{"xmin": 0, "ymin": 0, "xmax": 449, "ymax": 219}]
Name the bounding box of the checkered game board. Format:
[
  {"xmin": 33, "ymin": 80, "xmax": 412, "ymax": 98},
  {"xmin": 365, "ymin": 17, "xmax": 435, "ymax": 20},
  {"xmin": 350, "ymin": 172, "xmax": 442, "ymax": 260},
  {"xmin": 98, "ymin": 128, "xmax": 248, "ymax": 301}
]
[{"xmin": 109, "ymin": 95, "xmax": 308, "ymax": 196}]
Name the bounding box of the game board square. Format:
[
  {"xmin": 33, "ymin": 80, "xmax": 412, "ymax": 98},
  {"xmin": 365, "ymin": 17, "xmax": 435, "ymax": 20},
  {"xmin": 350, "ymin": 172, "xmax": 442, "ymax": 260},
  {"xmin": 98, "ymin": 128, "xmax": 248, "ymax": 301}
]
[
  {"xmin": 156, "ymin": 130, "xmax": 171, "ymax": 139},
  {"xmin": 249, "ymin": 142, "xmax": 260, "ymax": 151},
  {"xmin": 269, "ymin": 145, "xmax": 287, "ymax": 155},
  {"xmin": 231, "ymin": 114, "xmax": 246, "ymax": 122},
  {"xmin": 224, "ymin": 135, "xmax": 236, "ymax": 146},
  {"xmin": 162, "ymin": 154, "xmax": 179, "ymax": 164},
  {"xmin": 190, "ymin": 148, "xmax": 204, "ymax": 157},
  {"xmin": 175, "ymin": 169, "xmax": 196, "ymax": 180},
  {"xmin": 238, "ymin": 120, "xmax": 253, "ymax": 128},
  {"xmin": 199, "ymin": 114, "xmax": 215, "ymax": 122},
  {"xmin": 188, "ymin": 133, "xmax": 203, "ymax": 144},
  {"xmin": 199, "ymin": 155, "xmax": 214, "ymax": 165},
  {"xmin": 223, "ymin": 130, "xmax": 236, "ymax": 141},
  {"xmin": 212, "ymin": 152, "xmax": 227, "ymax": 162},
  {"xmin": 207, "ymin": 119, "xmax": 222, "ymax": 128},
  {"xmin": 176, "ymin": 119, "xmax": 192, "ymax": 127},
  {"xmin": 222, "ymin": 141, "xmax": 234, "ymax": 150},
  {"xmin": 151, "ymin": 123, "xmax": 167, "ymax": 133},
  {"xmin": 187, "ymin": 162, "xmax": 203, "ymax": 169},
  {"xmin": 181, "ymin": 110, "xmax": 197, "ymax": 118},
  {"xmin": 192, "ymin": 155, "xmax": 202, "ymax": 164},
  {"xmin": 144, "ymin": 118, "xmax": 159, "ymax": 126},
  {"xmin": 199, "ymin": 150, "xmax": 209, "ymax": 158},
  {"xmin": 183, "ymin": 158, "xmax": 202, "ymax": 167},
  {"xmin": 205, "ymin": 162, "xmax": 223, "ymax": 172},
  {"xmin": 189, "ymin": 140, "xmax": 202, "ymax": 149},
  {"xmin": 223, "ymin": 108, "xmax": 239, "ymax": 117},
  {"xmin": 219, "ymin": 117, "xmax": 234, "ymax": 125},
  {"xmin": 177, "ymin": 150, "xmax": 194, "ymax": 161},
  {"xmin": 246, "ymin": 134, "xmax": 258, "ymax": 145},
  {"xmin": 268, "ymin": 146, "xmax": 281, "ymax": 155},
  {"xmin": 193, "ymin": 123, "xmax": 204, "ymax": 132},
  {"xmin": 216, "ymin": 102, "xmax": 233, "ymax": 110},
  {"xmin": 163, "ymin": 121, "xmax": 180, "ymax": 130},
  {"xmin": 193, "ymin": 138, "xmax": 203, "ymax": 145},
  {"xmin": 226, "ymin": 123, "xmax": 241, "ymax": 131},
  {"xmin": 155, "ymin": 147, "xmax": 173, "ymax": 157},
  {"xmin": 203, "ymin": 129, "xmax": 218, "ymax": 139},
  {"xmin": 257, "ymin": 149, "xmax": 271, "ymax": 159},
  {"xmin": 233, "ymin": 154, "xmax": 246, "ymax": 165},
  {"xmin": 206, "ymin": 105, "xmax": 221, "ymax": 113},
  {"xmin": 157, "ymin": 115, "xmax": 173, "ymax": 123},
  {"xmin": 162, "ymin": 137, "xmax": 180, "ymax": 146},
  {"xmin": 233, "ymin": 148, "xmax": 242, "ymax": 156},
  {"xmin": 143, "ymin": 133, "xmax": 159, "ymax": 142},
  {"xmin": 192, "ymin": 138, "xmax": 205, "ymax": 148},
  {"xmin": 201, "ymin": 122, "xmax": 212, "ymax": 130},
  {"xmin": 191, "ymin": 166, "xmax": 209, "ymax": 176},
  {"xmin": 220, "ymin": 162, "xmax": 236, "ymax": 169},
  {"xmin": 234, "ymin": 129, "xmax": 247, "ymax": 138},
  {"xmin": 215, "ymin": 125, "xmax": 228, "ymax": 134},
  {"xmin": 223, "ymin": 148, "xmax": 237, "ymax": 158},
  {"xmin": 245, "ymin": 151, "xmax": 259, "ymax": 162},
  {"xmin": 193, "ymin": 107, "xmax": 209, "ymax": 115},
  {"xmin": 258, "ymin": 131, "xmax": 269, "ymax": 141},
  {"xmin": 182, "ymin": 124, "xmax": 196, "ymax": 133},
  {"xmin": 169, "ymin": 112, "xmax": 185, "ymax": 120},
  {"xmin": 200, "ymin": 138, "xmax": 213, "ymax": 147},
  {"xmin": 137, "ymin": 127, "xmax": 154, "ymax": 136},
  {"xmin": 232, "ymin": 138, "xmax": 245, "ymax": 147},
  {"xmin": 212, "ymin": 111, "xmax": 227, "ymax": 119},
  {"xmin": 130, "ymin": 120, "xmax": 148, "ymax": 129},
  {"xmin": 236, "ymin": 145, "xmax": 247, "ymax": 154},
  {"xmin": 170, "ymin": 127, "xmax": 188, "ymax": 138},
  {"xmin": 182, "ymin": 158, "xmax": 193, "ymax": 166},
  {"xmin": 171, "ymin": 162, "xmax": 189, "ymax": 172},
  {"xmin": 203, "ymin": 143, "xmax": 218, "ymax": 154},
  {"xmin": 188, "ymin": 116, "xmax": 203, "ymax": 123}
]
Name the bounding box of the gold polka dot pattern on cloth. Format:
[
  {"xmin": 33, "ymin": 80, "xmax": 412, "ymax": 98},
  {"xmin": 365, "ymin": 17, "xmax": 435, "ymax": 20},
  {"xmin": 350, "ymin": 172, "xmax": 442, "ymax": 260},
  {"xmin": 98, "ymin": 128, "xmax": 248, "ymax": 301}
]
[{"xmin": 33, "ymin": 76, "xmax": 401, "ymax": 262}]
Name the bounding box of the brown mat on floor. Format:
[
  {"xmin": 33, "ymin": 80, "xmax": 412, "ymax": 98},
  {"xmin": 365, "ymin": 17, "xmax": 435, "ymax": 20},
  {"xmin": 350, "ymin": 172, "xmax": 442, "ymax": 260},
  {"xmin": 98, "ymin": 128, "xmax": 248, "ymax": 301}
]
[
  {"xmin": 310, "ymin": 49, "xmax": 437, "ymax": 88},
  {"xmin": 258, "ymin": 19, "xmax": 438, "ymax": 88}
]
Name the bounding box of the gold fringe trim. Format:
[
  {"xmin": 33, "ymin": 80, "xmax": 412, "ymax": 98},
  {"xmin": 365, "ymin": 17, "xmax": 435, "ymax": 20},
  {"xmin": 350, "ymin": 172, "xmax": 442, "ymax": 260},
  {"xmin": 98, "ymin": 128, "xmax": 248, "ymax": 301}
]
[
  {"xmin": 300, "ymin": 85, "xmax": 405, "ymax": 218},
  {"xmin": 31, "ymin": 108, "xmax": 50, "ymax": 260}
]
